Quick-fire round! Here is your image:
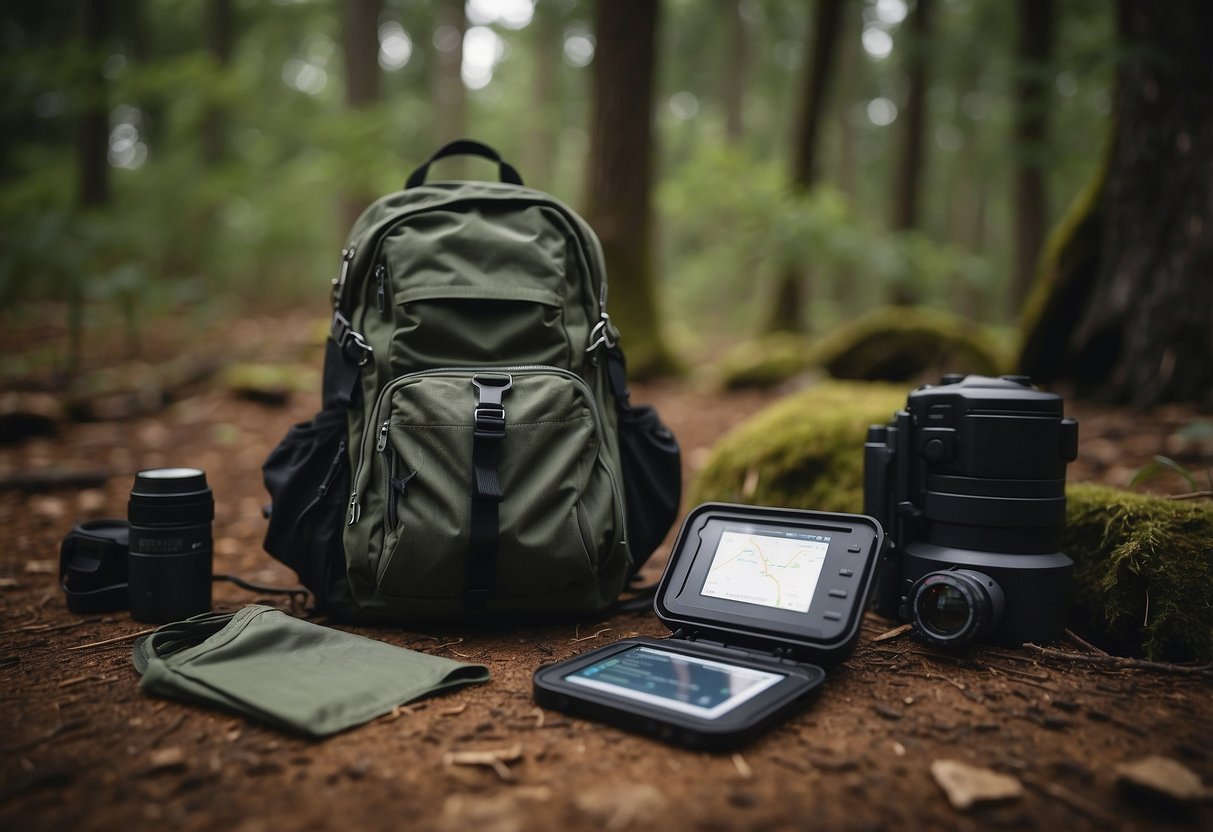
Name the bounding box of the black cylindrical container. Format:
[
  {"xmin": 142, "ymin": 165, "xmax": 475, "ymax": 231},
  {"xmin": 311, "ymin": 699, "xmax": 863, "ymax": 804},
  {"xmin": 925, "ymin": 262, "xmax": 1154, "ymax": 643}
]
[{"xmin": 127, "ymin": 468, "xmax": 214, "ymax": 623}]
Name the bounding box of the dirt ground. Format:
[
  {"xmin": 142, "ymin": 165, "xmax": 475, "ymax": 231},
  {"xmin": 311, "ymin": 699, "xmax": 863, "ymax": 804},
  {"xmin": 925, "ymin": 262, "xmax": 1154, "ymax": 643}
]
[{"xmin": 1, "ymin": 310, "xmax": 1210, "ymax": 832}]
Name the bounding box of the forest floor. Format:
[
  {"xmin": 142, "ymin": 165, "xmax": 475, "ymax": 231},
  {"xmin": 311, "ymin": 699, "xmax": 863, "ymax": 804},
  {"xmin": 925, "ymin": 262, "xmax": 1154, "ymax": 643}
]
[{"xmin": 1, "ymin": 308, "xmax": 1210, "ymax": 832}]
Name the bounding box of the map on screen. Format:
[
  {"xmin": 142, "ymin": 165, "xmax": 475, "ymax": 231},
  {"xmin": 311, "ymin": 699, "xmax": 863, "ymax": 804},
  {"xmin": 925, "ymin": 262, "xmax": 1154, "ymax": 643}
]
[{"xmin": 700, "ymin": 529, "xmax": 829, "ymax": 613}]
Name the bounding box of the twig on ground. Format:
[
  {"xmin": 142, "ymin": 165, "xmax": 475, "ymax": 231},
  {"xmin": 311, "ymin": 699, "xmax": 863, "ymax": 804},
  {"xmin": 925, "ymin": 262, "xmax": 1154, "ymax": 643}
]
[
  {"xmin": 1021, "ymin": 774, "xmax": 1129, "ymax": 829},
  {"xmin": 66, "ymin": 628, "xmax": 157, "ymax": 651},
  {"xmin": 1064, "ymin": 629, "xmax": 1110, "ymax": 656},
  {"xmin": 1023, "ymin": 643, "xmax": 1213, "ymax": 677}
]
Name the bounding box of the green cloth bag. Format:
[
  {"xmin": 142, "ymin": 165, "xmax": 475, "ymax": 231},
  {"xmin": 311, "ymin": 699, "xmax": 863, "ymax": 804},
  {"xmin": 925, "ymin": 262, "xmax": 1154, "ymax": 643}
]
[{"xmin": 132, "ymin": 605, "xmax": 489, "ymax": 738}]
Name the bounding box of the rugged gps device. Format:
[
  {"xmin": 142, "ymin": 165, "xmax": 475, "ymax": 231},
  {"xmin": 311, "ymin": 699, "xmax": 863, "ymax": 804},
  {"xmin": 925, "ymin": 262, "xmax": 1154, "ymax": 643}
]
[{"xmin": 533, "ymin": 503, "xmax": 885, "ymax": 750}]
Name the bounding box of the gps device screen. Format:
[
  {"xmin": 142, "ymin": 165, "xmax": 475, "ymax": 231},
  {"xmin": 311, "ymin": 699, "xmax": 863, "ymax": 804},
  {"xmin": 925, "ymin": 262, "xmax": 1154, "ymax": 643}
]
[
  {"xmin": 564, "ymin": 645, "xmax": 786, "ymax": 720},
  {"xmin": 699, "ymin": 528, "xmax": 830, "ymax": 613}
]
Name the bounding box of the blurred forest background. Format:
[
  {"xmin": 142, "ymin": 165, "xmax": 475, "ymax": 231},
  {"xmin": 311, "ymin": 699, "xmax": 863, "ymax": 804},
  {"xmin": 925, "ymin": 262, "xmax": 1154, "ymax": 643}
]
[{"xmin": 1, "ymin": 0, "xmax": 1208, "ymax": 402}]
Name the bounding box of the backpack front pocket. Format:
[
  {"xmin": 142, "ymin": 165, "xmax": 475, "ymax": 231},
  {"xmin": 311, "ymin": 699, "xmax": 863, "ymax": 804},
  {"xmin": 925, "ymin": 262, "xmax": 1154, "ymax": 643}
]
[{"xmin": 347, "ymin": 368, "xmax": 623, "ymax": 606}]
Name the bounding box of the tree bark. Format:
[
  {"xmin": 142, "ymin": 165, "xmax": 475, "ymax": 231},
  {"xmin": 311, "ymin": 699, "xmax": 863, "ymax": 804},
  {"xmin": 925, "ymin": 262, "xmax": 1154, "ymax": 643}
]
[
  {"xmin": 525, "ymin": 0, "xmax": 561, "ymax": 191},
  {"xmin": 202, "ymin": 0, "xmax": 233, "ymax": 166},
  {"xmin": 585, "ymin": 0, "xmax": 675, "ymax": 378},
  {"xmin": 890, "ymin": 0, "xmax": 932, "ymax": 233},
  {"xmin": 432, "ymin": 0, "xmax": 467, "ymax": 171},
  {"xmin": 72, "ymin": 0, "xmax": 111, "ymax": 377},
  {"xmin": 1009, "ymin": 0, "xmax": 1054, "ymax": 315},
  {"xmin": 341, "ymin": 0, "xmax": 380, "ymax": 228},
  {"xmin": 1019, "ymin": 0, "xmax": 1213, "ymax": 406},
  {"xmin": 722, "ymin": 0, "xmax": 748, "ymax": 144},
  {"xmin": 766, "ymin": 0, "xmax": 845, "ymax": 333}
]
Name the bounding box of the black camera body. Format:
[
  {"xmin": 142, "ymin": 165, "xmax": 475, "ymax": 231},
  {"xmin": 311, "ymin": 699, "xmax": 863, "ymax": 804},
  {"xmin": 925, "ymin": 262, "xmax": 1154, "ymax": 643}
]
[{"xmin": 864, "ymin": 374, "xmax": 1078, "ymax": 647}]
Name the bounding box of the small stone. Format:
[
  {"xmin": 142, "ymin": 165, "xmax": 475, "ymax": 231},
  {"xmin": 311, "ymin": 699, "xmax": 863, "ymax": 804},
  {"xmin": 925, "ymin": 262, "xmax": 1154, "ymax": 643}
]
[
  {"xmin": 148, "ymin": 747, "xmax": 186, "ymax": 771},
  {"xmin": 930, "ymin": 759, "xmax": 1024, "ymax": 811},
  {"xmin": 873, "ymin": 703, "xmax": 904, "ymax": 721},
  {"xmin": 1114, "ymin": 756, "xmax": 1210, "ymax": 804}
]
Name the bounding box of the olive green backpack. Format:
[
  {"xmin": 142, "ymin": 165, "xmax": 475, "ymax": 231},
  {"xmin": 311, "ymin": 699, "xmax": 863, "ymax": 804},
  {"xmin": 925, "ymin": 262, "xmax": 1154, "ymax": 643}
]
[{"xmin": 262, "ymin": 140, "xmax": 681, "ymax": 621}]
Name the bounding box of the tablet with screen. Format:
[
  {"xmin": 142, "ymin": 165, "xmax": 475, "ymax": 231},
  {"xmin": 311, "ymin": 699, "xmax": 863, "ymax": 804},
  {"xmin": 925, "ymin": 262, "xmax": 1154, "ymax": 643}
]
[{"xmin": 534, "ymin": 503, "xmax": 885, "ymax": 750}]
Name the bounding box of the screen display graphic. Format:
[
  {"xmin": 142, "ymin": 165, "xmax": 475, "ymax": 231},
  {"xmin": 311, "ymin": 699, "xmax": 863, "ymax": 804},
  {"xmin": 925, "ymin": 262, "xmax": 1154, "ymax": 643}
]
[
  {"xmin": 564, "ymin": 645, "xmax": 786, "ymax": 720},
  {"xmin": 700, "ymin": 529, "xmax": 830, "ymax": 613}
]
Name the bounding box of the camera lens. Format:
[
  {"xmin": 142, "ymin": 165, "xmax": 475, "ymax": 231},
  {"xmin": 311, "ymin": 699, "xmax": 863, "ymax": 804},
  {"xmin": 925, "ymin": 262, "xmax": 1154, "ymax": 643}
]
[
  {"xmin": 908, "ymin": 570, "xmax": 1005, "ymax": 648},
  {"xmin": 127, "ymin": 468, "xmax": 214, "ymax": 624}
]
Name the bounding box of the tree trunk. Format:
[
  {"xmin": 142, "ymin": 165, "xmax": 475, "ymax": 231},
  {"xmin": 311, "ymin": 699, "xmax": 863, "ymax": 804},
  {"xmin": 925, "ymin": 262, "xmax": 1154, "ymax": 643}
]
[
  {"xmin": 202, "ymin": 0, "xmax": 233, "ymax": 166},
  {"xmin": 890, "ymin": 0, "xmax": 931, "ymax": 233},
  {"xmin": 585, "ymin": 0, "xmax": 675, "ymax": 378},
  {"xmin": 73, "ymin": 0, "xmax": 111, "ymax": 377},
  {"xmin": 432, "ymin": 0, "xmax": 467, "ymax": 173},
  {"xmin": 341, "ymin": 0, "xmax": 380, "ymax": 229},
  {"xmin": 1019, "ymin": 0, "xmax": 1213, "ymax": 406},
  {"xmin": 887, "ymin": 0, "xmax": 932, "ymax": 306},
  {"xmin": 722, "ymin": 0, "xmax": 748, "ymax": 144},
  {"xmin": 1009, "ymin": 0, "xmax": 1054, "ymax": 315},
  {"xmin": 765, "ymin": 0, "xmax": 845, "ymax": 333},
  {"xmin": 525, "ymin": 0, "xmax": 561, "ymax": 191}
]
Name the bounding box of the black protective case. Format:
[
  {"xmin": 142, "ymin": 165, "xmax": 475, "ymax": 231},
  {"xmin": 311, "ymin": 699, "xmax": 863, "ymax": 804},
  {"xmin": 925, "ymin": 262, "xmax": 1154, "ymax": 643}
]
[{"xmin": 533, "ymin": 503, "xmax": 886, "ymax": 750}]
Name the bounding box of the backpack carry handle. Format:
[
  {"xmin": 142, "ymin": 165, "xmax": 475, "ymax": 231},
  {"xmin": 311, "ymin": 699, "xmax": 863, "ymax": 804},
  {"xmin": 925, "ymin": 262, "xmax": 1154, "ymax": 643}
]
[{"xmin": 406, "ymin": 139, "xmax": 524, "ymax": 188}]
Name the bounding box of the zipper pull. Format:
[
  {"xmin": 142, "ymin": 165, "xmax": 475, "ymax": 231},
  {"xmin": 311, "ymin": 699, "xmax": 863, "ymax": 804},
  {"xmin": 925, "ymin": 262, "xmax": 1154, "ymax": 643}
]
[
  {"xmin": 375, "ymin": 264, "xmax": 388, "ymax": 315},
  {"xmin": 347, "ymin": 492, "xmax": 361, "ymax": 526},
  {"xmin": 332, "ymin": 245, "xmax": 356, "ymax": 307},
  {"xmin": 376, "ymin": 420, "xmax": 390, "ymax": 453}
]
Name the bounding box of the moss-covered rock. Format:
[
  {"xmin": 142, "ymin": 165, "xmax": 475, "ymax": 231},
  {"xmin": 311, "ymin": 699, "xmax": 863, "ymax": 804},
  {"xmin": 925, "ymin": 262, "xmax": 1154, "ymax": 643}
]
[
  {"xmin": 712, "ymin": 307, "xmax": 1008, "ymax": 391},
  {"xmin": 692, "ymin": 385, "xmax": 1213, "ymax": 661},
  {"xmin": 714, "ymin": 333, "xmax": 815, "ymax": 390},
  {"xmin": 807, "ymin": 306, "xmax": 1007, "ymax": 382},
  {"xmin": 1065, "ymin": 483, "xmax": 1213, "ymax": 662},
  {"xmin": 689, "ymin": 382, "xmax": 905, "ymax": 512}
]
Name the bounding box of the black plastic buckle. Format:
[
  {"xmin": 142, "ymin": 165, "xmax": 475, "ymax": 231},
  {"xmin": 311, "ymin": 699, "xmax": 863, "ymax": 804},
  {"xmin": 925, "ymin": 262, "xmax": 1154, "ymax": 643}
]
[
  {"xmin": 331, "ymin": 312, "xmax": 374, "ymax": 367},
  {"xmin": 472, "ymin": 374, "xmax": 512, "ymax": 438}
]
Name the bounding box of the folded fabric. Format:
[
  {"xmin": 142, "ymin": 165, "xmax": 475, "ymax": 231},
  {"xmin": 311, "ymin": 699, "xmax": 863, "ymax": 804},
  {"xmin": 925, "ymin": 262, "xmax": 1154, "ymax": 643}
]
[{"xmin": 132, "ymin": 605, "xmax": 489, "ymax": 738}]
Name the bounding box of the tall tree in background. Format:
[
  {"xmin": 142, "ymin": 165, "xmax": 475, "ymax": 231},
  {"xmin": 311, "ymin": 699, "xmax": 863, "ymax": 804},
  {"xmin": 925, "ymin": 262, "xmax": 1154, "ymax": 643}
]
[
  {"xmin": 722, "ymin": 0, "xmax": 748, "ymax": 144},
  {"xmin": 525, "ymin": 0, "xmax": 561, "ymax": 191},
  {"xmin": 341, "ymin": 0, "xmax": 380, "ymax": 228},
  {"xmin": 585, "ymin": 0, "xmax": 674, "ymax": 377},
  {"xmin": 1019, "ymin": 0, "xmax": 1213, "ymax": 406},
  {"xmin": 202, "ymin": 0, "xmax": 233, "ymax": 165},
  {"xmin": 891, "ymin": 0, "xmax": 931, "ymax": 232},
  {"xmin": 432, "ymin": 0, "xmax": 466, "ymax": 173},
  {"xmin": 765, "ymin": 0, "xmax": 845, "ymax": 333},
  {"xmin": 1009, "ymin": 0, "xmax": 1054, "ymax": 314},
  {"xmin": 888, "ymin": 0, "xmax": 932, "ymax": 305},
  {"xmin": 72, "ymin": 0, "xmax": 111, "ymax": 375}
]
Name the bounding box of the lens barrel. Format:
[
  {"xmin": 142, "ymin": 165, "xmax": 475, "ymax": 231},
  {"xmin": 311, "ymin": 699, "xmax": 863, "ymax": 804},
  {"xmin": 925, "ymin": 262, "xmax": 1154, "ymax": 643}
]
[
  {"xmin": 127, "ymin": 468, "xmax": 214, "ymax": 623},
  {"xmin": 907, "ymin": 569, "xmax": 1005, "ymax": 648}
]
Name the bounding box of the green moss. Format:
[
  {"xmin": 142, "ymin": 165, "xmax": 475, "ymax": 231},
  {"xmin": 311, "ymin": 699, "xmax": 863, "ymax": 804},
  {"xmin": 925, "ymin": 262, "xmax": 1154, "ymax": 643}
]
[
  {"xmin": 1065, "ymin": 483, "xmax": 1213, "ymax": 662},
  {"xmin": 218, "ymin": 362, "xmax": 318, "ymax": 402},
  {"xmin": 807, "ymin": 306, "xmax": 1007, "ymax": 382},
  {"xmin": 714, "ymin": 333, "xmax": 815, "ymax": 390},
  {"xmin": 689, "ymin": 382, "xmax": 905, "ymax": 512}
]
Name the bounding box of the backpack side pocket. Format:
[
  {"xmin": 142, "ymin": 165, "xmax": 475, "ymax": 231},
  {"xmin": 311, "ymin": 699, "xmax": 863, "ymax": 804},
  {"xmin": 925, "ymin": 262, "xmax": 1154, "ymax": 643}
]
[
  {"xmin": 262, "ymin": 408, "xmax": 350, "ymax": 608},
  {"xmin": 618, "ymin": 404, "xmax": 681, "ymax": 574}
]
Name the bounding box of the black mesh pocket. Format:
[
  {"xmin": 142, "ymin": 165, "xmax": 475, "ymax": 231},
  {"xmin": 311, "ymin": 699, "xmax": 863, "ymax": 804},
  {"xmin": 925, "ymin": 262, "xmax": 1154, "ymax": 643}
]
[
  {"xmin": 618, "ymin": 404, "xmax": 681, "ymax": 574},
  {"xmin": 262, "ymin": 408, "xmax": 349, "ymax": 607}
]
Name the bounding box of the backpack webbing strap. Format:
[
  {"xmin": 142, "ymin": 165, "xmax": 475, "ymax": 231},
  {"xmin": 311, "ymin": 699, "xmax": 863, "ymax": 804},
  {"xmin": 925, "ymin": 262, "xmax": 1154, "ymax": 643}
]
[
  {"xmin": 466, "ymin": 374, "xmax": 512, "ymax": 609},
  {"xmin": 323, "ymin": 312, "xmax": 373, "ymax": 409}
]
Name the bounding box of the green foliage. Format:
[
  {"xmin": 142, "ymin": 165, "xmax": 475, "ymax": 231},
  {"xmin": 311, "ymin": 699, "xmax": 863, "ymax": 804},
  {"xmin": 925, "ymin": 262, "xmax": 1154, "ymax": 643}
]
[
  {"xmin": 658, "ymin": 142, "xmax": 992, "ymax": 342},
  {"xmin": 689, "ymin": 381, "xmax": 905, "ymax": 511},
  {"xmin": 1065, "ymin": 483, "xmax": 1213, "ymax": 662}
]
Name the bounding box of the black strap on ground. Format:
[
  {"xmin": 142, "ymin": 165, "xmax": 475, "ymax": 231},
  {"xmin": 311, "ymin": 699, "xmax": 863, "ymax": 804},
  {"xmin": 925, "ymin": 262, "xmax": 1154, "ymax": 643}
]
[{"xmin": 466, "ymin": 374, "xmax": 512, "ymax": 609}]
